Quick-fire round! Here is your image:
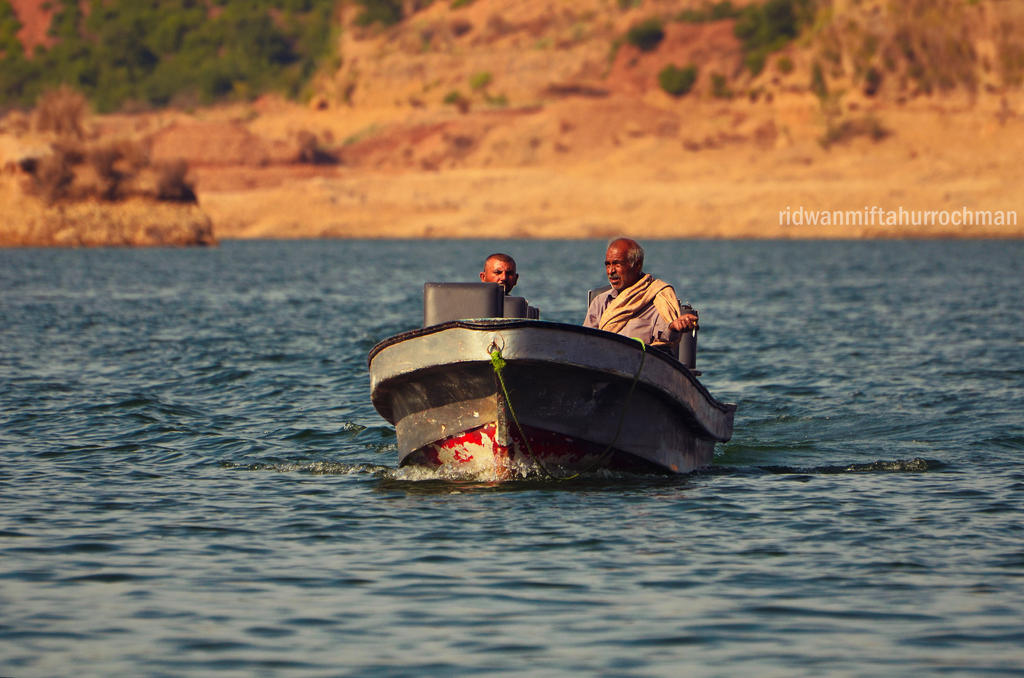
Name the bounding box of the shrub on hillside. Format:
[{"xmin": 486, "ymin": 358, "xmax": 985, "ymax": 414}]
[
  {"xmin": 711, "ymin": 72, "xmax": 733, "ymax": 98},
  {"xmin": 469, "ymin": 71, "xmax": 492, "ymax": 91},
  {"xmin": 810, "ymin": 60, "xmax": 828, "ymax": 100},
  {"xmin": 659, "ymin": 64, "xmax": 699, "ymax": 97},
  {"xmin": 30, "ymin": 144, "xmax": 77, "ymax": 204},
  {"xmin": 87, "ymin": 139, "xmax": 149, "ymax": 200},
  {"xmin": 820, "ymin": 115, "xmax": 890, "ymax": 149},
  {"xmin": 995, "ymin": 20, "xmax": 1024, "ymax": 86},
  {"xmin": 863, "ymin": 65, "xmax": 882, "ymax": 96},
  {"xmin": 443, "ymin": 89, "xmax": 470, "ymax": 113},
  {"xmin": 734, "ymin": 0, "xmax": 812, "ymax": 75},
  {"xmin": 626, "ymin": 18, "xmax": 665, "ymax": 52},
  {"xmin": 88, "ymin": 145, "xmax": 125, "ymax": 201},
  {"xmin": 295, "ymin": 130, "xmax": 339, "ymax": 165},
  {"xmin": 155, "ymin": 160, "xmax": 197, "ymax": 203}
]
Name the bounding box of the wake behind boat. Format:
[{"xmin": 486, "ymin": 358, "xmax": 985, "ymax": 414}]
[{"xmin": 367, "ymin": 283, "xmax": 736, "ymax": 479}]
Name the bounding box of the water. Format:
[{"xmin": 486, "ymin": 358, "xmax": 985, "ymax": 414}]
[{"xmin": 1, "ymin": 240, "xmax": 1022, "ymax": 677}]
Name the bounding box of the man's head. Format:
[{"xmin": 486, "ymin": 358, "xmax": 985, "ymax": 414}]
[
  {"xmin": 605, "ymin": 238, "xmax": 645, "ymax": 292},
  {"xmin": 479, "ymin": 253, "xmax": 519, "ymax": 294}
]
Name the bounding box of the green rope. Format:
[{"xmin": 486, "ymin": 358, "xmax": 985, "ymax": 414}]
[
  {"xmin": 489, "ymin": 338, "xmax": 647, "ymax": 480},
  {"xmin": 490, "ymin": 346, "xmax": 556, "ymax": 479}
]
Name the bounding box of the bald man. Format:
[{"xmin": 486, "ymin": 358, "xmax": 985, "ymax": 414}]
[
  {"xmin": 479, "ymin": 253, "xmax": 519, "ymax": 295},
  {"xmin": 583, "ymin": 238, "xmax": 697, "ymax": 349}
]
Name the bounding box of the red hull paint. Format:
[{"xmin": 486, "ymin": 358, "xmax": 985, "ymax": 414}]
[{"xmin": 402, "ymin": 422, "xmax": 661, "ymax": 479}]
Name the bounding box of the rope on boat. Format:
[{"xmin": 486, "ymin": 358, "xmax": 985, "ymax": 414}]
[
  {"xmin": 488, "ymin": 339, "xmax": 647, "ymax": 480},
  {"xmin": 490, "ymin": 346, "xmax": 556, "ymax": 479}
]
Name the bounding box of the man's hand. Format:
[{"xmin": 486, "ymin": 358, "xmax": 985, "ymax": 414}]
[{"xmin": 670, "ymin": 313, "xmax": 699, "ymax": 333}]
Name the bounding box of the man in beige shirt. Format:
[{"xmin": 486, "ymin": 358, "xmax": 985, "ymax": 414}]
[{"xmin": 583, "ymin": 238, "xmax": 698, "ymax": 349}]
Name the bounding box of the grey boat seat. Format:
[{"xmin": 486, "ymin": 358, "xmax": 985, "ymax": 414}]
[{"xmin": 423, "ymin": 283, "xmax": 538, "ymax": 327}]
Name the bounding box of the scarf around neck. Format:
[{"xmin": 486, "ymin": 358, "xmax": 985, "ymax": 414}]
[{"xmin": 597, "ymin": 273, "xmax": 681, "ymax": 339}]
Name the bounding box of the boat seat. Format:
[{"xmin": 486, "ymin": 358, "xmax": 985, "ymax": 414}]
[
  {"xmin": 423, "ymin": 282, "xmax": 503, "ymax": 327},
  {"xmin": 423, "ymin": 283, "xmax": 540, "ymax": 326},
  {"xmin": 588, "ymin": 285, "xmax": 612, "ymax": 306}
]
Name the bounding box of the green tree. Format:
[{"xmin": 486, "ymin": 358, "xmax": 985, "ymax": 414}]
[
  {"xmin": 0, "ymin": 0, "xmax": 338, "ymax": 110},
  {"xmin": 0, "ymin": 0, "xmax": 22, "ymax": 55},
  {"xmin": 626, "ymin": 18, "xmax": 665, "ymax": 51},
  {"xmin": 734, "ymin": 0, "xmax": 812, "ymax": 74}
]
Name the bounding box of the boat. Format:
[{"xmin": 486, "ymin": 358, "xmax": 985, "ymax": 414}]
[{"xmin": 367, "ymin": 283, "xmax": 736, "ymax": 479}]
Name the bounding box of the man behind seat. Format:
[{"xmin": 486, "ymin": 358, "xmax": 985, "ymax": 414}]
[
  {"xmin": 479, "ymin": 253, "xmax": 519, "ymax": 295},
  {"xmin": 583, "ymin": 238, "xmax": 698, "ymax": 349}
]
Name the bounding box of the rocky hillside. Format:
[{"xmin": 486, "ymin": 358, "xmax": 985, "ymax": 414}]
[
  {"xmin": 0, "ymin": 89, "xmax": 215, "ymax": 247},
  {"xmin": 2, "ymin": 0, "xmax": 1022, "ymax": 241},
  {"xmin": 321, "ymin": 0, "xmax": 1023, "ymax": 166}
]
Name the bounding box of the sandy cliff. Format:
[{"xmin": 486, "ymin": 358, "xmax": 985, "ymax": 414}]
[
  {"xmin": 0, "ymin": 124, "xmax": 216, "ymax": 248},
  {"xmin": 0, "ymin": 188, "xmax": 216, "ymax": 248}
]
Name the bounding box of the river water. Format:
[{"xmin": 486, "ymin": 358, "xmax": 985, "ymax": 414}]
[{"xmin": 1, "ymin": 239, "xmax": 1022, "ymax": 676}]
